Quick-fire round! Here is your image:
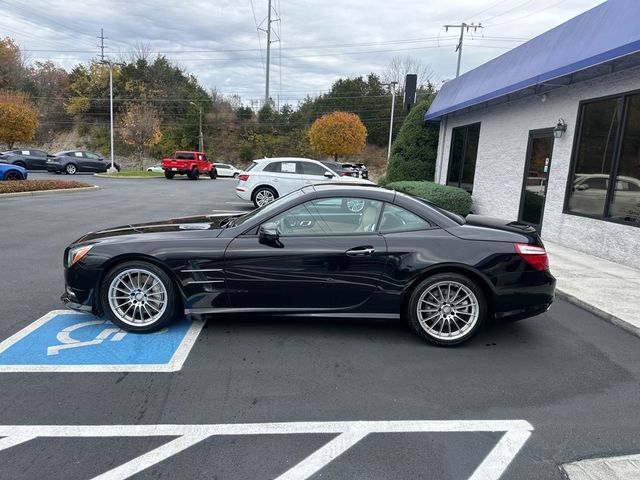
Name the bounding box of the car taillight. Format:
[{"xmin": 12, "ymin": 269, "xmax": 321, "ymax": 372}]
[
  {"xmin": 514, "ymin": 243, "xmax": 549, "ymax": 271},
  {"xmin": 238, "ymin": 174, "xmax": 249, "ymax": 181}
]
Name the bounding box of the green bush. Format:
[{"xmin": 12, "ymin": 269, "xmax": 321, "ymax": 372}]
[
  {"xmin": 386, "ymin": 181, "xmax": 472, "ymax": 216},
  {"xmin": 385, "ymin": 99, "xmax": 439, "ymax": 183}
]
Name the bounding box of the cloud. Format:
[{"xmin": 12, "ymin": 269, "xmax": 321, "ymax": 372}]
[{"xmin": 1, "ymin": 0, "xmax": 605, "ymax": 104}]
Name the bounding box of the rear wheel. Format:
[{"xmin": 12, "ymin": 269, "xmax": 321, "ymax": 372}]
[
  {"xmin": 164, "ymin": 170, "xmax": 175, "ymax": 179},
  {"xmin": 188, "ymin": 167, "xmax": 199, "ymax": 180},
  {"xmin": 407, "ymin": 273, "xmax": 486, "ymax": 346},
  {"xmin": 209, "ymin": 169, "xmax": 217, "ymax": 179},
  {"xmin": 101, "ymin": 261, "xmax": 178, "ymax": 332},
  {"xmin": 4, "ymin": 171, "xmax": 23, "ymax": 180},
  {"xmin": 65, "ymin": 163, "xmax": 77, "ymax": 175},
  {"xmin": 252, "ymin": 186, "xmax": 277, "ymax": 207}
]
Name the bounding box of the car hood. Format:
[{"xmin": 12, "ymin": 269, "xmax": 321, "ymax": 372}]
[{"xmin": 74, "ymin": 213, "xmax": 243, "ymax": 244}]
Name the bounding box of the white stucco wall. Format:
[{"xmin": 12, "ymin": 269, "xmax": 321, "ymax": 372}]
[{"xmin": 435, "ymin": 66, "xmax": 640, "ymax": 269}]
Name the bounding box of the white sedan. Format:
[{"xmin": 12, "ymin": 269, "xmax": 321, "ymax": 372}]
[
  {"xmin": 213, "ymin": 163, "xmax": 241, "ymax": 178},
  {"xmin": 146, "ymin": 165, "xmax": 164, "ymax": 173}
]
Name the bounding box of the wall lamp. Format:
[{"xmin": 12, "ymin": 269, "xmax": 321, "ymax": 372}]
[{"xmin": 553, "ymin": 118, "xmax": 568, "ymax": 138}]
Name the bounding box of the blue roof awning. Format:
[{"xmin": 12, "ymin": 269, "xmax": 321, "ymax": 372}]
[{"xmin": 425, "ymin": 0, "xmax": 640, "ymax": 121}]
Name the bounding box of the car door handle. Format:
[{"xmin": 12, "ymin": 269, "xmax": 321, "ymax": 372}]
[{"xmin": 346, "ymin": 246, "xmax": 375, "ymax": 256}]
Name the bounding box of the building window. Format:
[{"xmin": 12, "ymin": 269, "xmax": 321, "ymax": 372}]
[
  {"xmin": 565, "ymin": 92, "xmax": 640, "ymax": 226},
  {"xmin": 447, "ymin": 123, "xmax": 480, "ymax": 192}
]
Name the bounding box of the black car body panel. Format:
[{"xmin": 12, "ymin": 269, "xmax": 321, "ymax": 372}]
[
  {"xmin": 46, "ymin": 150, "xmax": 120, "ymax": 173},
  {"xmin": 0, "ymin": 149, "xmax": 50, "ymax": 170},
  {"xmin": 62, "ymin": 185, "xmax": 555, "ymax": 324}
]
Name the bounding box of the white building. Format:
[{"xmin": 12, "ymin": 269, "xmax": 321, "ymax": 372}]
[{"xmin": 426, "ymin": 0, "xmax": 640, "ymax": 268}]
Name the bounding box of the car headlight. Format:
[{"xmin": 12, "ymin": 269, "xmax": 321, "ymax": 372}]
[{"xmin": 67, "ymin": 245, "xmax": 93, "ymax": 266}]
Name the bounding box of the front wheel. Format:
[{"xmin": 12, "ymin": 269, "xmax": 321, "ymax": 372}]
[
  {"xmin": 407, "ymin": 273, "xmax": 486, "ymax": 346},
  {"xmin": 209, "ymin": 169, "xmax": 217, "ymax": 179},
  {"xmin": 164, "ymin": 170, "xmax": 175, "ymax": 179},
  {"xmin": 252, "ymin": 187, "xmax": 277, "ymax": 207},
  {"xmin": 101, "ymin": 261, "xmax": 178, "ymax": 332},
  {"xmin": 65, "ymin": 163, "xmax": 77, "ymax": 175}
]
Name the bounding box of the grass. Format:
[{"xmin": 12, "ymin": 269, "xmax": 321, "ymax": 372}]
[
  {"xmin": 0, "ymin": 179, "xmax": 93, "ymax": 194},
  {"xmin": 100, "ymin": 171, "xmax": 164, "ymax": 177}
]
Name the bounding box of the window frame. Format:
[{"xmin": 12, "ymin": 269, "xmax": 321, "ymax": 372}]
[
  {"xmin": 446, "ymin": 122, "xmax": 481, "ymax": 193},
  {"xmin": 563, "ymin": 88, "xmax": 640, "ymax": 228}
]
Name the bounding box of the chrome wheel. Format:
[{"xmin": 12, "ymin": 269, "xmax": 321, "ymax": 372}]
[
  {"xmin": 107, "ymin": 268, "xmax": 168, "ymax": 327},
  {"xmin": 346, "ymin": 198, "xmax": 365, "ymax": 212},
  {"xmin": 65, "ymin": 163, "xmax": 77, "ymax": 174},
  {"xmin": 255, "ymin": 188, "xmax": 275, "ymax": 207},
  {"xmin": 416, "ymin": 280, "xmax": 479, "ymax": 341}
]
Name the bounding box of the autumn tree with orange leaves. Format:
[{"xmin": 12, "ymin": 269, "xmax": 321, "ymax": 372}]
[
  {"xmin": 120, "ymin": 104, "xmax": 162, "ymax": 169},
  {"xmin": 0, "ymin": 91, "xmax": 38, "ymax": 149},
  {"xmin": 308, "ymin": 111, "xmax": 367, "ymax": 160}
]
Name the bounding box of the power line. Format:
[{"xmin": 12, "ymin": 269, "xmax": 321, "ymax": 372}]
[
  {"xmin": 463, "ymin": 0, "xmax": 511, "ymax": 21},
  {"xmin": 443, "ymin": 23, "xmax": 484, "ymax": 77},
  {"xmin": 486, "ymin": 1, "xmax": 564, "ymax": 27},
  {"xmin": 480, "ymin": 0, "xmax": 537, "ymax": 23}
]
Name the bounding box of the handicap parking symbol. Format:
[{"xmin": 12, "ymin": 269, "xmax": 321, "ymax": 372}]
[{"xmin": 0, "ymin": 310, "xmax": 203, "ymax": 372}]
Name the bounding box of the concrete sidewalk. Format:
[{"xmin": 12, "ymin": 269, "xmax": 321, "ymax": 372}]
[{"xmin": 544, "ymin": 240, "xmax": 640, "ymax": 338}]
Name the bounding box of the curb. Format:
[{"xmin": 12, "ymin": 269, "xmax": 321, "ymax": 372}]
[
  {"xmin": 556, "ymin": 289, "xmax": 640, "ymax": 339},
  {"xmin": 0, "ymin": 185, "xmax": 99, "ymax": 198},
  {"xmin": 94, "ymin": 174, "xmax": 163, "ymax": 179}
]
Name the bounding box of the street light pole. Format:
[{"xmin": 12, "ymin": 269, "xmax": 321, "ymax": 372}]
[
  {"xmin": 385, "ymin": 81, "xmax": 398, "ymax": 163},
  {"xmin": 190, "ymin": 101, "xmax": 203, "ymax": 152},
  {"xmin": 100, "ymin": 60, "xmax": 122, "ymax": 174}
]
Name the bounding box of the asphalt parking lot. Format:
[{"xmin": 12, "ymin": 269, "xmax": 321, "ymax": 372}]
[{"xmin": 0, "ymin": 172, "xmax": 639, "ymax": 479}]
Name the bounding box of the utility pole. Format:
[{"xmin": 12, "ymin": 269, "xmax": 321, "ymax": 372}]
[
  {"xmin": 97, "ymin": 28, "xmax": 107, "ymax": 62},
  {"xmin": 258, "ymin": 0, "xmax": 280, "ymax": 106},
  {"xmin": 444, "ymin": 22, "xmax": 483, "ymax": 77},
  {"xmin": 190, "ymin": 102, "xmax": 204, "ymax": 152}
]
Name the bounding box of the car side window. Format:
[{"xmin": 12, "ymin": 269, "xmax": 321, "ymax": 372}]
[
  {"xmin": 379, "ymin": 203, "xmax": 434, "ymax": 233},
  {"xmin": 263, "ymin": 162, "xmax": 281, "ymax": 173},
  {"xmin": 301, "ymin": 162, "xmax": 330, "ymax": 177},
  {"xmin": 84, "ymin": 152, "xmax": 99, "ymax": 159},
  {"xmin": 269, "ymin": 197, "xmax": 383, "ymax": 236}
]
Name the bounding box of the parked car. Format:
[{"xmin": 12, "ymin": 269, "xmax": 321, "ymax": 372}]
[
  {"xmin": 213, "ymin": 163, "xmax": 241, "ymax": 178},
  {"xmin": 0, "ymin": 162, "xmax": 28, "ymax": 180},
  {"xmin": 569, "ymin": 173, "xmax": 640, "ymax": 218},
  {"xmin": 46, "ymin": 151, "xmax": 120, "ymax": 174},
  {"xmin": 340, "ymin": 163, "xmax": 369, "ymax": 179},
  {"xmin": 146, "ymin": 165, "xmax": 164, "ymax": 173},
  {"xmin": 0, "ymin": 149, "xmax": 50, "ymax": 170},
  {"xmin": 236, "ymin": 157, "xmax": 375, "ymax": 207},
  {"xmin": 61, "ymin": 184, "xmax": 555, "ymax": 346},
  {"xmin": 162, "ymin": 151, "xmax": 217, "ymax": 180}
]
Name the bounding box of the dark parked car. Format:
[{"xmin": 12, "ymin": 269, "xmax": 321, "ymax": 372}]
[
  {"xmin": 0, "ymin": 161, "xmax": 28, "ymax": 180},
  {"xmin": 0, "ymin": 149, "xmax": 50, "ymax": 170},
  {"xmin": 46, "ymin": 150, "xmax": 120, "ymax": 175},
  {"xmin": 321, "ymin": 161, "xmax": 358, "ymax": 177},
  {"xmin": 341, "ymin": 163, "xmax": 369, "ymax": 179},
  {"xmin": 61, "ymin": 184, "xmax": 555, "ymax": 346}
]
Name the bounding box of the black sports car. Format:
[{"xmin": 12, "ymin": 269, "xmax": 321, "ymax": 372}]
[
  {"xmin": 61, "ymin": 184, "xmax": 555, "ymax": 345},
  {"xmin": 0, "ymin": 149, "xmax": 51, "ymax": 170},
  {"xmin": 46, "ymin": 150, "xmax": 120, "ymax": 174}
]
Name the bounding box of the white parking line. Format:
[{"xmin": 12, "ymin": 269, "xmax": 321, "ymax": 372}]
[{"xmin": 0, "ymin": 420, "xmax": 534, "ymax": 480}]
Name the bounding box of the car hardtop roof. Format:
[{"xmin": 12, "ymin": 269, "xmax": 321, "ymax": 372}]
[{"xmin": 311, "ymin": 183, "xmax": 394, "ymax": 199}]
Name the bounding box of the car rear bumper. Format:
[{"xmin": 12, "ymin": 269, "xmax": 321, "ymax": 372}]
[
  {"xmin": 493, "ymin": 271, "xmax": 556, "ymax": 322},
  {"xmin": 236, "ymin": 186, "xmax": 251, "ymax": 200}
]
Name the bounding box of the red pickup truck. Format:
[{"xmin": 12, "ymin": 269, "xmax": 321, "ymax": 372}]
[{"xmin": 162, "ymin": 151, "xmax": 217, "ymax": 180}]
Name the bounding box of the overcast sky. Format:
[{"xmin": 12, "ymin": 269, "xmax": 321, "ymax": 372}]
[{"xmin": 1, "ymin": 0, "xmax": 605, "ymax": 105}]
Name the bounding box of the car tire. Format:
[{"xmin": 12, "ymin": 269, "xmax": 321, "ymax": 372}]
[
  {"xmin": 209, "ymin": 169, "xmax": 217, "ymax": 180},
  {"xmin": 188, "ymin": 168, "xmax": 199, "ymax": 180},
  {"xmin": 4, "ymin": 171, "xmax": 23, "ymax": 180},
  {"xmin": 252, "ymin": 186, "xmax": 277, "ymax": 207},
  {"xmin": 164, "ymin": 170, "xmax": 175, "ymax": 179},
  {"xmin": 406, "ymin": 273, "xmax": 486, "ymax": 346},
  {"xmin": 65, "ymin": 163, "xmax": 77, "ymax": 175},
  {"xmin": 54, "ymin": 171, "xmax": 61, "ymax": 174},
  {"xmin": 101, "ymin": 261, "xmax": 178, "ymax": 332}
]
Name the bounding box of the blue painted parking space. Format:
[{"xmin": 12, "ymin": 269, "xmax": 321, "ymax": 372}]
[{"xmin": 0, "ymin": 310, "xmax": 203, "ymax": 372}]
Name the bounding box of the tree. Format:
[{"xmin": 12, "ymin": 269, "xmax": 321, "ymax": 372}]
[
  {"xmin": 382, "ymin": 55, "xmax": 436, "ymax": 91},
  {"xmin": 120, "ymin": 104, "xmax": 162, "ymax": 169},
  {"xmin": 0, "ymin": 91, "xmax": 38, "ymax": 149},
  {"xmin": 0, "ymin": 37, "xmax": 26, "ymax": 90},
  {"xmin": 308, "ymin": 111, "xmax": 367, "ymax": 160},
  {"xmin": 385, "ymin": 99, "xmax": 439, "ymax": 183}
]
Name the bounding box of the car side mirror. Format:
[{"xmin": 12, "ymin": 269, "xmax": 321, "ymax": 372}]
[
  {"xmin": 259, "ymin": 222, "xmax": 281, "ymax": 246},
  {"xmin": 324, "ymin": 171, "xmax": 334, "ymax": 178}
]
